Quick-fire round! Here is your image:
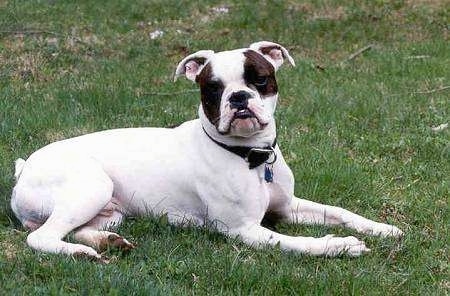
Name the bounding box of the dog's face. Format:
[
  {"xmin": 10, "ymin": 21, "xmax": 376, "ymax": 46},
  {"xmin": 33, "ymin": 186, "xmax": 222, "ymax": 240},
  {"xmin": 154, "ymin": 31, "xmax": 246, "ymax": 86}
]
[{"xmin": 175, "ymin": 41, "xmax": 295, "ymax": 137}]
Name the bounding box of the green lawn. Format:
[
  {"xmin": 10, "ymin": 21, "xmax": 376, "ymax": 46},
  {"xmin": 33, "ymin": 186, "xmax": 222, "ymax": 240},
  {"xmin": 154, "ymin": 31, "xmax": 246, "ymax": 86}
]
[{"xmin": 0, "ymin": 0, "xmax": 448, "ymax": 294}]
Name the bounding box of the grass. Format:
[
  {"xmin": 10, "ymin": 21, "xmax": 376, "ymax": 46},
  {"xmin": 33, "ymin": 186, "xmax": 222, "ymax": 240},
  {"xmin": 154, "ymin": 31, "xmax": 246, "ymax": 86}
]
[{"xmin": 0, "ymin": 0, "xmax": 448, "ymax": 294}]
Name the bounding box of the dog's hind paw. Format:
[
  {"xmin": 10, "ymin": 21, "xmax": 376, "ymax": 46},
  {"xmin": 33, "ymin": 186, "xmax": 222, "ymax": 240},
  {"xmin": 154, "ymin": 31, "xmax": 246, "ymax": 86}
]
[{"xmin": 99, "ymin": 234, "xmax": 135, "ymax": 252}]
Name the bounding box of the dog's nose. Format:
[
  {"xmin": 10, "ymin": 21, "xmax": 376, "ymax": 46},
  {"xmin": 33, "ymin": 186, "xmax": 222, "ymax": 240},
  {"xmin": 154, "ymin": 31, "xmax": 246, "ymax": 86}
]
[{"xmin": 229, "ymin": 91, "xmax": 251, "ymax": 110}]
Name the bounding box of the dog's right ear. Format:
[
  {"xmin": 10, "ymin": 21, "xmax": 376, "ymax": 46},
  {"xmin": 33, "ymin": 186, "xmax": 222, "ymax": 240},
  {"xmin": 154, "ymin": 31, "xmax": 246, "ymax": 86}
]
[{"xmin": 174, "ymin": 50, "xmax": 214, "ymax": 82}]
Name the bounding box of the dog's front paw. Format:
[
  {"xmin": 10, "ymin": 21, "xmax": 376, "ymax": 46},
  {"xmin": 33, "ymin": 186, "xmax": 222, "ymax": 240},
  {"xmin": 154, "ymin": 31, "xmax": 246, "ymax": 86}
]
[
  {"xmin": 319, "ymin": 235, "xmax": 370, "ymax": 257},
  {"xmin": 372, "ymin": 223, "xmax": 404, "ymax": 238}
]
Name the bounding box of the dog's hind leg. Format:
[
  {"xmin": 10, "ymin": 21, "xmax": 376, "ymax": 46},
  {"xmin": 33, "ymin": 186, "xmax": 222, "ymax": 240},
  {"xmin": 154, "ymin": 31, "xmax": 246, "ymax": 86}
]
[
  {"xmin": 24, "ymin": 168, "xmax": 115, "ymax": 259},
  {"xmin": 73, "ymin": 199, "xmax": 135, "ymax": 252}
]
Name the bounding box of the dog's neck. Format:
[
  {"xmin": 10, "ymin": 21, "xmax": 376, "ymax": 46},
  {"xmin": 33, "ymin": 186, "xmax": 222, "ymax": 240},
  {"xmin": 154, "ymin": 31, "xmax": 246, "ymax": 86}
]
[{"xmin": 198, "ymin": 105, "xmax": 277, "ymax": 148}]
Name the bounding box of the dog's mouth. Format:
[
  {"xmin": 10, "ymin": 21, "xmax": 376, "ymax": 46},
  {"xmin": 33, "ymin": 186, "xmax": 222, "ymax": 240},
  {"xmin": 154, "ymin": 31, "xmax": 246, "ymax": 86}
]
[
  {"xmin": 217, "ymin": 106, "xmax": 269, "ymax": 135},
  {"xmin": 233, "ymin": 108, "xmax": 255, "ymax": 120}
]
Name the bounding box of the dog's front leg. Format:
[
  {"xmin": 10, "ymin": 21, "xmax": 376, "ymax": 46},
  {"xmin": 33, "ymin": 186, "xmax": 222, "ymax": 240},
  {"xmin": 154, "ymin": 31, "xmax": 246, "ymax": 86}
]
[
  {"xmin": 287, "ymin": 197, "xmax": 404, "ymax": 237},
  {"xmin": 269, "ymin": 147, "xmax": 404, "ymax": 237},
  {"xmin": 229, "ymin": 223, "xmax": 369, "ymax": 257}
]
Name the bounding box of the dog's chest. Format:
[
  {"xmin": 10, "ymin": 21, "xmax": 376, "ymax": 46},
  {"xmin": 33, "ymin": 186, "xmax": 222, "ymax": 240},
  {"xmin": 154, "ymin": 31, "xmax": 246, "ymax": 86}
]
[{"xmin": 192, "ymin": 163, "xmax": 271, "ymax": 224}]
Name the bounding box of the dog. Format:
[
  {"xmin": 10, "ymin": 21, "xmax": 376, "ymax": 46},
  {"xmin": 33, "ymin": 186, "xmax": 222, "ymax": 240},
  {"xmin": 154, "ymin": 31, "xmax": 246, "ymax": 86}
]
[{"xmin": 11, "ymin": 41, "xmax": 403, "ymax": 260}]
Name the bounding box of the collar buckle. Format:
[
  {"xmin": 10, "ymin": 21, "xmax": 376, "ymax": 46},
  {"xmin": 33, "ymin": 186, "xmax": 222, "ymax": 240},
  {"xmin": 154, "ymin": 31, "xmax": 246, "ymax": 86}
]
[{"xmin": 246, "ymin": 147, "xmax": 277, "ymax": 169}]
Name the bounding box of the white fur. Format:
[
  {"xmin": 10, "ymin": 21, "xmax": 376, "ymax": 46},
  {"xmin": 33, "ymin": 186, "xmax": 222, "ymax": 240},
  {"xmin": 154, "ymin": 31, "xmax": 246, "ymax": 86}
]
[{"xmin": 11, "ymin": 42, "xmax": 403, "ymax": 259}]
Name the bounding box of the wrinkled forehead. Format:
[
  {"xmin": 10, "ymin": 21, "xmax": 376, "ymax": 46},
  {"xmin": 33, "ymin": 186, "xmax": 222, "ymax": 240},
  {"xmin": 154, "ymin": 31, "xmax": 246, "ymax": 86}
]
[{"xmin": 205, "ymin": 48, "xmax": 276, "ymax": 83}]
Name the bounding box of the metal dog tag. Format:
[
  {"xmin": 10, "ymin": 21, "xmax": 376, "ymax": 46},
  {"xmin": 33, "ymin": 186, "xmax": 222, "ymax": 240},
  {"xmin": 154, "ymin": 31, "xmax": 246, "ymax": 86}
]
[{"xmin": 264, "ymin": 164, "xmax": 273, "ymax": 183}]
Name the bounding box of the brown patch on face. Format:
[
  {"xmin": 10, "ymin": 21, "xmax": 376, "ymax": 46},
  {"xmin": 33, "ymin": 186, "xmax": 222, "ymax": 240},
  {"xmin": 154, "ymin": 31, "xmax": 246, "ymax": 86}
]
[
  {"xmin": 196, "ymin": 63, "xmax": 224, "ymax": 125},
  {"xmin": 243, "ymin": 50, "xmax": 277, "ymax": 96}
]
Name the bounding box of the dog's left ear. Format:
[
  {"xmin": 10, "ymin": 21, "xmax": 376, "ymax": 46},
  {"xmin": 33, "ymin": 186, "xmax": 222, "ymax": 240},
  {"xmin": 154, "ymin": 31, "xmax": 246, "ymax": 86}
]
[
  {"xmin": 249, "ymin": 41, "xmax": 295, "ymax": 70},
  {"xmin": 174, "ymin": 50, "xmax": 215, "ymax": 82}
]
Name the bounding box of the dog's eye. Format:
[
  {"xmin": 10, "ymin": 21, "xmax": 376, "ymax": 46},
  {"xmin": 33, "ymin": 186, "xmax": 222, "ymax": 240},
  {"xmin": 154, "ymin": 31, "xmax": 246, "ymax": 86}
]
[{"xmin": 254, "ymin": 76, "xmax": 268, "ymax": 87}]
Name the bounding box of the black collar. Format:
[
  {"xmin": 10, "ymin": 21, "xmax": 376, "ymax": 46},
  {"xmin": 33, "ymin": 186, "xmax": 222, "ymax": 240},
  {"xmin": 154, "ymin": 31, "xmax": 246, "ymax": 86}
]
[{"xmin": 202, "ymin": 127, "xmax": 277, "ymax": 169}]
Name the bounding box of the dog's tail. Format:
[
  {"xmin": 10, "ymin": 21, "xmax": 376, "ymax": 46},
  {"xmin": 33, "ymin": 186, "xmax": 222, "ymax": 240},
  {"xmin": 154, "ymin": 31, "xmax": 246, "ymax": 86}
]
[{"xmin": 14, "ymin": 158, "xmax": 26, "ymax": 182}]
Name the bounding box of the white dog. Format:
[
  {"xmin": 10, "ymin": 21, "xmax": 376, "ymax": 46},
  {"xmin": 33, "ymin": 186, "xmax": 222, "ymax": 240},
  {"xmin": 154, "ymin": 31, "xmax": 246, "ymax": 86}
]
[{"xmin": 11, "ymin": 41, "xmax": 403, "ymax": 260}]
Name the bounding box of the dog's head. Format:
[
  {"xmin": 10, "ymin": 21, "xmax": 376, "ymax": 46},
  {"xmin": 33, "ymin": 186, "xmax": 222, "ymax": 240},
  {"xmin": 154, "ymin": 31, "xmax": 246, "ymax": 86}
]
[{"xmin": 175, "ymin": 41, "xmax": 295, "ymax": 138}]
